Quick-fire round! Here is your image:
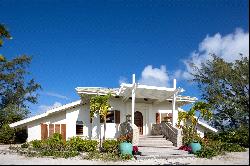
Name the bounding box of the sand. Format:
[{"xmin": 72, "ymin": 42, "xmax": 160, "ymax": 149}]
[{"xmin": 0, "ymin": 145, "xmax": 248, "ymax": 165}]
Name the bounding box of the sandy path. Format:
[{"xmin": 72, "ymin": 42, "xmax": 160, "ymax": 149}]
[{"xmin": 0, "ymin": 149, "xmax": 249, "ymax": 165}]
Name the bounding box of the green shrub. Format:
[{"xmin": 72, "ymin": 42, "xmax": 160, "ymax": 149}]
[
  {"xmin": 195, "ymin": 139, "xmax": 247, "ymax": 159},
  {"xmin": 119, "ymin": 153, "xmax": 133, "ymax": 160},
  {"xmin": 84, "ymin": 151, "xmax": 132, "ymax": 161},
  {"xmin": 206, "ymin": 127, "xmax": 249, "ymax": 148},
  {"xmin": 80, "ymin": 140, "xmax": 98, "ymax": 152},
  {"xmin": 222, "ymin": 143, "xmax": 246, "ymax": 152},
  {"xmin": 102, "ymin": 139, "xmax": 119, "ymax": 153},
  {"xmin": 67, "ymin": 136, "xmax": 83, "ymax": 151},
  {"xmin": 67, "ymin": 136, "xmax": 98, "ymax": 152},
  {"xmin": 195, "ymin": 140, "xmax": 224, "ymax": 158},
  {"xmin": 44, "ymin": 133, "xmax": 66, "ymax": 151},
  {"xmin": 0, "ymin": 124, "xmax": 15, "ymax": 144},
  {"xmin": 21, "ymin": 142, "xmax": 29, "ymax": 148},
  {"xmin": 14, "ymin": 128, "xmax": 28, "ymax": 143},
  {"xmin": 30, "ymin": 140, "xmax": 43, "ymax": 149}
]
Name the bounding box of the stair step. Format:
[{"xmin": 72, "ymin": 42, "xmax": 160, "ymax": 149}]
[
  {"xmin": 139, "ymin": 135, "xmax": 164, "ymax": 139},
  {"xmin": 134, "ymin": 154, "xmax": 195, "ymax": 160},
  {"xmin": 138, "ymin": 140, "xmax": 172, "ymax": 144},
  {"xmin": 139, "ymin": 142, "xmax": 173, "ymax": 146},
  {"xmin": 139, "ymin": 143, "xmax": 173, "ymax": 146},
  {"xmin": 139, "ymin": 138, "xmax": 167, "ymax": 141}
]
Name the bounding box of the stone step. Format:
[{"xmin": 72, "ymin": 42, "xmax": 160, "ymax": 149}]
[
  {"xmin": 135, "ymin": 146, "xmax": 195, "ymax": 160},
  {"xmin": 134, "ymin": 153, "xmax": 195, "ymax": 160},
  {"xmin": 139, "ymin": 135, "xmax": 165, "ymax": 139},
  {"xmin": 138, "ymin": 143, "xmax": 173, "ymax": 147},
  {"xmin": 139, "ymin": 137, "xmax": 166, "ymax": 141},
  {"xmin": 138, "ymin": 146, "xmax": 177, "ymax": 151},
  {"xmin": 138, "ymin": 139, "xmax": 173, "ymax": 144}
]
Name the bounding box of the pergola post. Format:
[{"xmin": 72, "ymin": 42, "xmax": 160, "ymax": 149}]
[
  {"xmin": 172, "ymin": 79, "xmax": 177, "ymax": 126},
  {"xmin": 131, "ymin": 74, "xmax": 136, "ymax": 125}
]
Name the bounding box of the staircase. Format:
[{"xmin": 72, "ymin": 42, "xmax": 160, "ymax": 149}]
[{"xmin": 135, "ymin": 135, "xmax": 194, "ymax": 160}]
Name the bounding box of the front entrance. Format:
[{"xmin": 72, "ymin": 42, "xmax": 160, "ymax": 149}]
[{"xmin": 134, "ymin": 111, "xmax": 143, "ymax": 135}]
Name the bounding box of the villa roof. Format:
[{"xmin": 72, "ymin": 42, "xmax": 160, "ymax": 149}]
[
  {"xmin": 10, "ymin": 85, "xmax": 198, "ymax": 128},
  {"xmin": 9, "ymin": 100, "xmax": 82, "ymax": 128},
  {"xmin": 75, "ymin": 84, "xmax": 197, "ymax": 104}
]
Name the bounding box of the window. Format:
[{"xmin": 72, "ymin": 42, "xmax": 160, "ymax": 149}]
[
  {"xmin": 99, "ymin": 110, "xmax": 120, "ymax": 124},
  {"xmin": 161, "ymin": 113, "xmax": 172, "ymax": 123},
  {"xmin": 76, "ymin": 121, "xmax": 83, "ymax": 135},
  {"xmin": 106, "ymin": 110, "xmax": 115, "ymax": 123}
]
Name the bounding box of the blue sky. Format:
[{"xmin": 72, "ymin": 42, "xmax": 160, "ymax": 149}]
[{"xmin": 0, "ymin": 0, "xmax": 249, "ymax": 116}]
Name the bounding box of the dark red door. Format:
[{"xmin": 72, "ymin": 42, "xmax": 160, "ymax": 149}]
[{"xmin": 134, "ymin": 111, "xmax": 143, "ymax": 135}]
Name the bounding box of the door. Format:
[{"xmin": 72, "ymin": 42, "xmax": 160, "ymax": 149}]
[{"xmin": 134, "ymin": 111, "xmax": 143, "ymax": 135}]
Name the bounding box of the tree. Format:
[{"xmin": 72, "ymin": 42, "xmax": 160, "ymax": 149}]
[
  {"xmin": 0, "ymin": 24, "xmax": 41, "ymax": 143},
  {"xmin": 0, "ymin": 24, "xmax": 12, "ymax": 47},
  {"xmin": 191, "ymin": 54, "xmax": 249, "ymax": 131},
  {"xmin": 0, "ymin": 55, "xmax": 41, "ymax": 127},
  {"xmin": 90, "ymin": 93, "xmax": 111, "ymax": 142},
  {"xmin": 0, "ymin": 24, "xmax": 12, "ymax": 61}
]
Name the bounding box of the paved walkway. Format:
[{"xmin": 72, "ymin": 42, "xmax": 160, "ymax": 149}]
[{"xmin": 136, "ymin": 135, "xmax": 194, "ymax": 160}]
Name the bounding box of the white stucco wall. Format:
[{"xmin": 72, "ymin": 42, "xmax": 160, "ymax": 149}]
[
  {"xmin": 25, "ymin": 97, "xmax": 210, "ymax": 142},
  {"xmin": 26, "ymin": 110, "xmax": 66, "ymax": 142}
]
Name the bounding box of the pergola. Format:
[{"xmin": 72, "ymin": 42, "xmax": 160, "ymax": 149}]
[
  {"xmin": 117, "ymin": 74, "xmax": 184, "ymax": 126},
  {"xmin": 75, "ymin": 74, "xmax": 196, "ymax": 126}
]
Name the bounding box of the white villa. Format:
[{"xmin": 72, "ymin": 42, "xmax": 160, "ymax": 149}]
[{"xmin": 10, "ymin": 74, "xmax": 217, "ymax": 144}]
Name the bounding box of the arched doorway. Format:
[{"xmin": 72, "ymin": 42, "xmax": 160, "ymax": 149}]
[{"xmin": 134, "ymin": 111, "xmax": 143, "ymax": 135}]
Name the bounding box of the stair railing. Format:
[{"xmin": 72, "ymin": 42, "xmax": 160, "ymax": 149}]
[{"xmin": 161, "ymin": 121, "xmax": 182, "ymax": 147}]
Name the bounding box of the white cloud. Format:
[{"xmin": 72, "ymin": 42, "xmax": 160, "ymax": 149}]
[
  {"xmin": 38, "ymin": 102, "xmax": 62, "ymax": 114},
  {"xmin": 119, "ymin": 76, "xmax": 128, "ymax": 85},
  {"xmin": 138, "ymin": 65, "xmax": 170, "ymax": 87},
  {"xmin": 176, "ymin": 28, "xmax": 249, "ymax": 80},
  {"xmin": 42, "ymin": 91, "xmax": 70, "ymax": 100}
]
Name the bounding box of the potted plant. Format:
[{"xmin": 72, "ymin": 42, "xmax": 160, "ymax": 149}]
[
  {"xmin": 132, "ymin": 146, "xmax": 141, "ymax": 155},
  {"xmin": 117, "ymin": 133, "xmax": 133, "ymax": 155}
]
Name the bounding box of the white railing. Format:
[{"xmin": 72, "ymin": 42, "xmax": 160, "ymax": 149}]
[{"xmin": 161, "ymin": 121, "xmax": 182, "ymax": 147}]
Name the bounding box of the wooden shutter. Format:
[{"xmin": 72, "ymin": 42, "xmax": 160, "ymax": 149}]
[
  {"xmin": 55, "ymin": 124, "xmax": 60, "ymax": 133},
  {"xmin": 156, "ymin": 113, "xmax": 160, "ymax": 124},
  {"xmin": 61, "ymin": 124, "xmax": 66, "ymax": 141},
  {"xmin": 41, "ymin": 123, "xmax": 48, "ymax": 140},
  {"xmin": 49, "ymin": 124, "xmax": 54, "ymax": 137},
  {"xmin": 115, "ymin": 110, "xmax": 120, "ymax": 124}
]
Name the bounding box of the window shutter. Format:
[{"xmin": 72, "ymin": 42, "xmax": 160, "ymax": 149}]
[
  {"xmin": 49, "ymin": 124, "xmax": 54, "ymax": 137},
  {"xmin": 55, "ymin": 124, "xmax": 60, "ymax": 133},
  {"xmin": 41, "ymin": 123, "xmax": 48, "ymax": 140},
  {"xmin": 156, "ymin": 113, "xmax": 160, "ymax": 124},
  {"xmin": 115, "ymin": 110, "xmax": 120, "ymax": 124},
  {"xmin": 61, "ymin": 124, "xmax": 66, "ymax": 141}
]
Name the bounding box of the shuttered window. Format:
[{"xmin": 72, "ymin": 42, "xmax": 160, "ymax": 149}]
[
  {"xmin": 115, "ymin": 110, "xmax": 120, "ymax": 124},
  {"xmin": 61, "ymin": 124, "xmax": 66, "ymax": 141},
  {"xmin": 41, "ymin": 123, "xmax": 66, "ymax": 141},
  {"xmin": 76, "ymin": 121, "xmax": 83, "ymax": 135},
  {"xmin": 106, "ymin": 111, "xmax": 114, "ymax": 123},
  {"xmin": 99, "ymin": 110, "xmax": 120, "ymax": 124},
  {"xmin": 41, "ymin": 124, "xmax": 48, "ymax": 140},
  {"xmin": 49, "ymin": 124, "xmax": 54, "ymax": 137},
  {"xmin": 156, "ymin": 113, "xmax": 160, "ymax": 124}
]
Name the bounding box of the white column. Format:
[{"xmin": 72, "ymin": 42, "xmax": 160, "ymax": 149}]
[
  {"xmin": 172, "ymin": 79, "xmax": 177, "ymax": 126},
  {"xmin": 131, "ymin": 74, "xmax": 136, "ymax": 125}
]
